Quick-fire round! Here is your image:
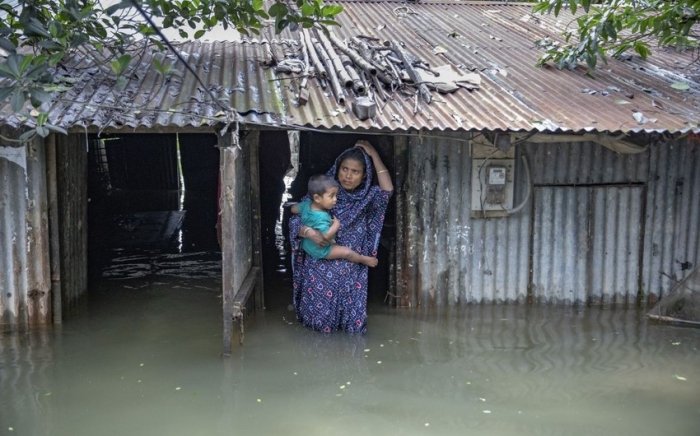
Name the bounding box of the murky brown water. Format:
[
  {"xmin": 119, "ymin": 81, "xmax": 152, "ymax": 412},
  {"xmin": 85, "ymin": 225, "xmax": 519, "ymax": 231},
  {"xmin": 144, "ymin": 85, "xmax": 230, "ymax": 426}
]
[{"xmin": 2, "ymin": 272, "xmax": 699, "ymax": 436}]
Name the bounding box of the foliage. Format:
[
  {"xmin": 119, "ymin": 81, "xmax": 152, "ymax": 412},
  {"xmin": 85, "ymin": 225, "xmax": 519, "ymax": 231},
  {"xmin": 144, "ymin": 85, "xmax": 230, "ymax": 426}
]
[
  {"xmin": 0, "ymin": 0, "xmax": 343, "ymax": 140},
  {"xmin": 533, "ymin": 0, "xmax": 700, "ymax": 70}
]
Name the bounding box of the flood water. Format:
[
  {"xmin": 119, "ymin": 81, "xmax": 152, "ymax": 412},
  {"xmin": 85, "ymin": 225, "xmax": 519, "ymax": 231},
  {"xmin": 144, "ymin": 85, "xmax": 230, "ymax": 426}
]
[
  {"xmin": 2, "ymin": 187, "xmax": 700, "ymax": 436},
  {"xmin": 2, "ymin": 275, "xmax": 699, "ymax": 435}
]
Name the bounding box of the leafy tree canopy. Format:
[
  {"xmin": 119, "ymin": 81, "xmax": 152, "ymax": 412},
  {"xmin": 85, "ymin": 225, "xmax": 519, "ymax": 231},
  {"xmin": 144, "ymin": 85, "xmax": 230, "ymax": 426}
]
[
  {"xmin": 0, "ymin": 0, "xmax": 342, "ymax": 140},
  {"xmin": 533, "ymin": 0, "xmax": 700, "ymax": 70}
]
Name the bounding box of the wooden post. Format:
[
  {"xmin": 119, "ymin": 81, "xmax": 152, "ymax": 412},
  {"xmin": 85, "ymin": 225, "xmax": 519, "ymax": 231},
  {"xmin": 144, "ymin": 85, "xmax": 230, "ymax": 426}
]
[
  {"xmin": 246, "ymin": 130, "xmax": 265, "ymax": 310},
  {"xmin": 46, "ymin": 134, "xmax": 62, "ymax": 324},
  {"xmin": 393, "ymin": 135, "xmax": 409, "ymax": 307},
  {"xmin": 220, "ymin": 134, "xmax": 236, "ymax": 356}
]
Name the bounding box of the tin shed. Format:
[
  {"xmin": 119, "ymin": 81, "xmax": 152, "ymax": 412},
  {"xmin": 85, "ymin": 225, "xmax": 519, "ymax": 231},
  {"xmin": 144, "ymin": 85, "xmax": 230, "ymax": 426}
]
[{"xmin": 1, "ymin": 2, "xmax": 699, "ymax": 351}]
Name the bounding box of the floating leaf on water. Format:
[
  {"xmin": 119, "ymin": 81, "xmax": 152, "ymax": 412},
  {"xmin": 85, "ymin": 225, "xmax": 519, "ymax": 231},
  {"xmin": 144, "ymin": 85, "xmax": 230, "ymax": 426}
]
[
  {"xmin": 673, "ymin": 374, "xmax": 687, "ymax": 381},
  {"xmin": 377, "ymin": 361, "xmax": 382, "ymax": 364},
  {"xmin": 483, "ymin": 410, "xmax": 492, "ymax": 414},
  {"xmin": 671, "ymin": 82, "xmax": 690, "ymax": 91},
  {"xmin": 479, "ymin": 397, "xmax": 486, "ymax": 402},
  {"xmin": 257, "ymin": 398, "xmax": 262, "ymax": 402},
  {"xmin": 175, "ymin": 386, "xmax": 182, "ymax": 391},
  {"xmin": 424, "ymin": 423, "xmax": 430, "ymax": 427},
  {"xmin": 671, "ymin": 341, "xmax": 681, "ymax": 345},
  {"xmin": 364, "ymin": 348, "xmax": 371, "ymax": 352}
]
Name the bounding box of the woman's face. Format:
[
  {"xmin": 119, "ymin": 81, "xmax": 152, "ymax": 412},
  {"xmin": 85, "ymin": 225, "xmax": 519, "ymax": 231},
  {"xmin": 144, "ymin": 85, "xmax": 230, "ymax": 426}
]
[{"xmin": 338, "ymin": 158, "xmax": 365, "ymax": 191}]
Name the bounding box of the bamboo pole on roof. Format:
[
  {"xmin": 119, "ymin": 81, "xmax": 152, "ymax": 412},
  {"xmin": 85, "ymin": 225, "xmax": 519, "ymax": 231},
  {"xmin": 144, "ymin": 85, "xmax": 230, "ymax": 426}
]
[
  {"xmin": 315, "ymin": 28, "xmax": 353, "ymax": 88},
  {"xmin": 312, "ymin": 36, "xmax": 346, "ymax": 104}
]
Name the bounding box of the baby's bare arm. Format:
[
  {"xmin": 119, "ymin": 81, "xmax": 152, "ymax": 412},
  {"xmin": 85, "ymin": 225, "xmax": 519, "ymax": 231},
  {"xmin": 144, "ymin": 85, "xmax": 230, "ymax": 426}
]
[{"xmin": 323, "ymin": 218, "xmax": 341, "ymax": 241}]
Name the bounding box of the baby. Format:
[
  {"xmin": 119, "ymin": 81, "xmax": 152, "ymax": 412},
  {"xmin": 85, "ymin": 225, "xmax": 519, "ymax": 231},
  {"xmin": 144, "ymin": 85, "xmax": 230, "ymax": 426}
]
[{"xmin": 291, "ymin": 174, "xmax": 378, "ymax": 267}]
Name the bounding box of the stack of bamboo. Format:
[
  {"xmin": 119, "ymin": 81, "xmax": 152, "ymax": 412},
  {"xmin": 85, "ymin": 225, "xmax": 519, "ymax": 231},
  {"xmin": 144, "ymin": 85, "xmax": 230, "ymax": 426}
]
[{"xmin": 274, "ymin": 27, "xmax": 442, "ymax": 116}]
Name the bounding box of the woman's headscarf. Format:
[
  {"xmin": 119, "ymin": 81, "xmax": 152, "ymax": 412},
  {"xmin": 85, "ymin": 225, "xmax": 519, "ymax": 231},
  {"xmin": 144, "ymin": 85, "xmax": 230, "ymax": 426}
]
[{"xmin": 326, "ymin": 147, "xmax": 382, "ymax": 245}]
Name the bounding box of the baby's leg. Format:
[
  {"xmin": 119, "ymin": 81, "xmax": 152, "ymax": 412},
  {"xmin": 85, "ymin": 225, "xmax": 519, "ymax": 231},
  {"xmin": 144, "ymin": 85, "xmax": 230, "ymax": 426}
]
[{"xmin": 326, "ymin": 245, "xmax": 378, "ymax": 267}]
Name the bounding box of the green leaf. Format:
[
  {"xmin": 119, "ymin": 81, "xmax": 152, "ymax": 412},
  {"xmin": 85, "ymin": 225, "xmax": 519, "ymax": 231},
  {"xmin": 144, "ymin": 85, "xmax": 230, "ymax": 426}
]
[
  {"xmin": 29, "ymin": 88, "xmax": 52, "ymax": 106},
  {"xmin": 269, "ymin": 2, "xmax": 288, "ymax": 17},
  {"xmin": 25, "ymin": 18, "xmax": 52, "ymax": 38},
  {"xmin": 19, "ymin": 130, "xmax": 36, "ymax": 143},
  {"xmin": 321, "ymin": 5, "xmax": 343, "ymax": 17},
  {"xmin": 301, "ymin": 2, "xmax": 315, "ymax": 16},
  {"xmin": 6, "ymin": 54, "xmax": 21, "ymax": 77},
  {"xmin": 0, "ymin": 86, "xmax": 14, "ymax": 102},
  {"xmin": 11, "ymin": 89, "xmax": 25, "ymax": 112},
  {"xmin": 46, "ymin": 124, "xmax": 68, "ymax": 135},
  {"xmin": 0, "ymin": 37, "xmax": 15, "ymax": 52},
  {"xmin": 115, "ymin": 75, "xmax": 128, "ymax": 91},
  {"xmin": 36, "ymin": 126, "xmax": 50, "ymax": 138},
  {"xmin": 671, "ymin": 81, "xmax": 690, "ymax": 91},
  {"xmin": 110, "ymin": 54, "xmax": 132, "ymax": 75},
  {"xmin": 194, "ymin": 29, "xmax": 206, "ymax": 39}
]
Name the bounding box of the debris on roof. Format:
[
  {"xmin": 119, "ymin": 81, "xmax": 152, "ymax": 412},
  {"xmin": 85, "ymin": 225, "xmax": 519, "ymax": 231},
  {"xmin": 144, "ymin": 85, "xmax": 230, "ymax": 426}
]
[{"xmin": 270, "ymin": 27, "xmax": 481, "ymax": 118}]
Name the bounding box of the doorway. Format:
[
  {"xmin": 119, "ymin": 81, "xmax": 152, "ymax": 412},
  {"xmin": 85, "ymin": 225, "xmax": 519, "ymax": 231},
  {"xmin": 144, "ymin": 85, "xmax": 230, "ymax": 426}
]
[{"xmin": 87, "ymin": 133, "xmax": 221, "ymax": 282}]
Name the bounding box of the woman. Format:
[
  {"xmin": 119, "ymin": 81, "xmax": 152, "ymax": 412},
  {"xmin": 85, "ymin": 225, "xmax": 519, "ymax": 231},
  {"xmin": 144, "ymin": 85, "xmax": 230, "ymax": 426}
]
[{"xmin": 289, "ymin": 140, "xmax": 393, "ymax": 333}]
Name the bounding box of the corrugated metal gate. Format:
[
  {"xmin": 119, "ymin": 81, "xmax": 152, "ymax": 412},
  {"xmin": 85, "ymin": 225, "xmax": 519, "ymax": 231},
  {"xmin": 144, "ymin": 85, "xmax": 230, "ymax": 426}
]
[{"xmin": 531, "ymin": 185, "xmax": 644, "ymax": 305}]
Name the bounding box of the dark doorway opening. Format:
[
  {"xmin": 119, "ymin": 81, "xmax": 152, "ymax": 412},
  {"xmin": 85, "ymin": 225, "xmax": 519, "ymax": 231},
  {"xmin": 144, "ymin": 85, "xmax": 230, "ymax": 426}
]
[
  {"xmin": 257, "ymin": 131, "xmax": 395, "ymax": 310},
  {"xmin": 87, "ymin": 133, "xmax": 221, "ymax": 283}
]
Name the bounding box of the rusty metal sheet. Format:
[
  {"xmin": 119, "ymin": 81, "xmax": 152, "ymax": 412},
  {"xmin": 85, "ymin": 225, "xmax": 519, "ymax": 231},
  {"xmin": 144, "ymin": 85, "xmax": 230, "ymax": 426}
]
[
  {"xmin": 0, "ymin": 133, "xmax": 51, "ymax": 327},
  {"xmin": 397, "ymin": 133, "xmax": 700, "ymax": 306},
  {"xmin": 0, "ymin": 2, "xmax": 697, "ymax": 134}
]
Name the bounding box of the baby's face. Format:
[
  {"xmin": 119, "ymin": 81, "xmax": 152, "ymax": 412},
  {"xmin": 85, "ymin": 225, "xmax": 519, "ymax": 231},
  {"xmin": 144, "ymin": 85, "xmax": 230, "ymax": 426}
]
[{"xmin": 317, "ymin": 187, "xmax": 339, "ymax": 210}]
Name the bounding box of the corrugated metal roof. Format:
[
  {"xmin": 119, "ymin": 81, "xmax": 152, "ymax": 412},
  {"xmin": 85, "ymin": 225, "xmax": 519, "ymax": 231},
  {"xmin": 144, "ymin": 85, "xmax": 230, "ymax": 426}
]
[
  {"xmin": 304, "ymin": 0, "xmax": 700, "ymax": 133},
  {"xmin": 0, "ymin": 1, "xmax": 698, "ymax": 133}
]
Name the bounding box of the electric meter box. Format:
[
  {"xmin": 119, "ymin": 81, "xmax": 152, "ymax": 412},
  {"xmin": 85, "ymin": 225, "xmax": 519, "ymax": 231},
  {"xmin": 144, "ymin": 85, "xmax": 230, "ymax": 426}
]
[{"xmin": 470, "ymin": 158, "xmax": 515, "ymax": 218}]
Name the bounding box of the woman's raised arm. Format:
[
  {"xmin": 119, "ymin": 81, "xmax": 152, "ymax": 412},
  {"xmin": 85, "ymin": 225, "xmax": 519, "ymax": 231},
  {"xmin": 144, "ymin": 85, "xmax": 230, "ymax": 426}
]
[{"xmin": 355, "ymin": 140, "xmax": 394, "ymax": 192}]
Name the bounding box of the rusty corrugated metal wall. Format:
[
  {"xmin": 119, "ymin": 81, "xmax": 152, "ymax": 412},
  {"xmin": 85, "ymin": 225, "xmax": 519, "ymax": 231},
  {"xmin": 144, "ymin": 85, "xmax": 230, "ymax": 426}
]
[
  {"xmin": 55, "ymin": 134, "xmax": 89, "ymax": 310},
  {"xmin": 398, "ymin": 133, "xmax": 531, "ymax": 306},
  {"xmin": 397, "ymin": 135, "xmax": 700, "ymax": 306},
  {"xmin": 0, "ymin": 132, "xmax": 51, "ymax": 327},
  {"xmin": 643, "ymin": 141, "xmax": 700, "ymax": 302}
]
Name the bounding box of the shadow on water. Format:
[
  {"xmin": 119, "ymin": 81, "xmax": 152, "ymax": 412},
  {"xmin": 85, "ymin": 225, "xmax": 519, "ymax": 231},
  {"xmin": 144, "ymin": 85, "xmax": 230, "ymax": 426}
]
[{"xmin": 2, "ymin": 193, "xmax": 700, "ymax": 435}]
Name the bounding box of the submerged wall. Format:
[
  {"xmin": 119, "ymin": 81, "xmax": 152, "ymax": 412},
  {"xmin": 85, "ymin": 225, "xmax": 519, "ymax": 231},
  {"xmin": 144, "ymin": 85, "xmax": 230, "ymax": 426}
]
[
  {"xmin": 396, "ymin": 134, "xmax": 699, "ymax": 306},
  {"xmin": 0, "ymin": 133, "xmax": 51, "ymax": 327}
]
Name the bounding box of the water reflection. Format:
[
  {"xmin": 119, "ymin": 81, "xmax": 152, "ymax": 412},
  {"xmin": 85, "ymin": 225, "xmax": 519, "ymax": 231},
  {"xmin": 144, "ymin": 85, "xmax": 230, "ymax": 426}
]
[{"xmin": 1, "ymin": 285, "xmax": 699, "ymax": 436}]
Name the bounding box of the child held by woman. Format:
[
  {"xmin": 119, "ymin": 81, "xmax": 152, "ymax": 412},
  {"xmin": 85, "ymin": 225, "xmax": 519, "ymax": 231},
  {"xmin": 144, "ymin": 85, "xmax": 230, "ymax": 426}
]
[{"xmin": 291, "ymin": 174, "xmax": 378, "ymax": 267}]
